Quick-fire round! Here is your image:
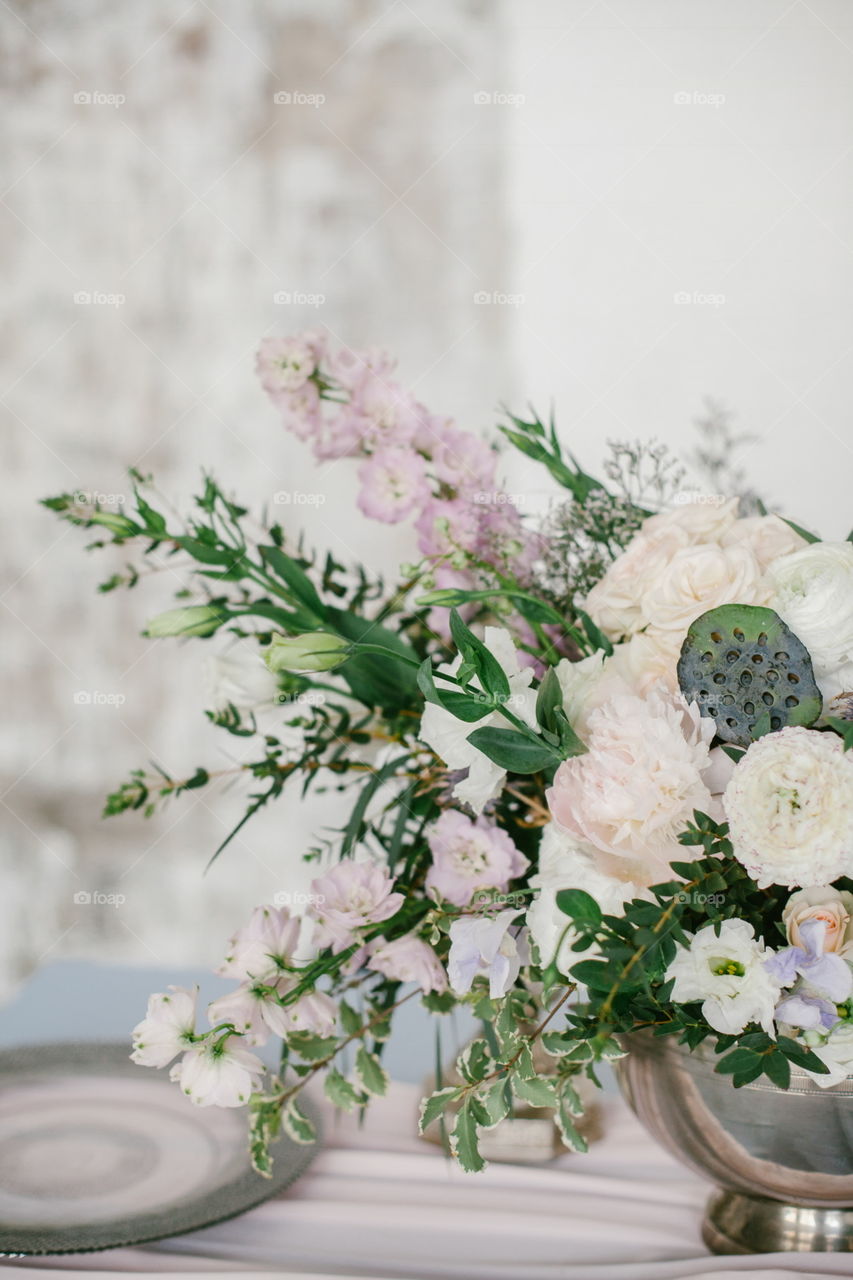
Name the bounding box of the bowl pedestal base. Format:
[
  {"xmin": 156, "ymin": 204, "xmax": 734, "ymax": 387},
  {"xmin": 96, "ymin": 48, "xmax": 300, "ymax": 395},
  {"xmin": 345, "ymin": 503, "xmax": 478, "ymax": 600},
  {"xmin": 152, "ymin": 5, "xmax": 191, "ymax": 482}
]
[{"xmin": 703, "ymin": 1189, "xmax": 853, "ymax": 1255}]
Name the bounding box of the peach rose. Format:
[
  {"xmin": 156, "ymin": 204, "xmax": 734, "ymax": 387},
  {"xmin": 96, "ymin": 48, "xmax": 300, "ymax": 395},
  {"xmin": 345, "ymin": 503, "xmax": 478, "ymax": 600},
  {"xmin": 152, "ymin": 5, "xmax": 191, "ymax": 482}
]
[{"xmin": 783, "ymin": 886, "xmax": 853, "ymax": 957}]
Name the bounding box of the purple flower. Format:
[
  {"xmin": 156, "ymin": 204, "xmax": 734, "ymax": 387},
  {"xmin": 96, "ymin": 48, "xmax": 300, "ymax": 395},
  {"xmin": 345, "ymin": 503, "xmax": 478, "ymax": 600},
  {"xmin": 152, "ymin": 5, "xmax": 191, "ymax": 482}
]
[
  {"xmin": 765, "ymin": 919, "xmax": 853, "ymax": 1003},
  {"xmin": 448, "ymin": 908, "xmax": 528, "ymax": 998},
  {"xmin": 356, "ymin": 449, "xmax": 429, "ymax": 524},
  {"xmin": 775, "ymin": 992, "xmax": 840, "ymax": 1033}
]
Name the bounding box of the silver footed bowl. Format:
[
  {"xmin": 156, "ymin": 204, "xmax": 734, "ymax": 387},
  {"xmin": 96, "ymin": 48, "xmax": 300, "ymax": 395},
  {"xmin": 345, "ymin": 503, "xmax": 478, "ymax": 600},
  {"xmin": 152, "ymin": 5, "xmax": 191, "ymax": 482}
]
[{"xmin": 614, "ymin": 1030, "xmax": 853, "ymax": 1254}]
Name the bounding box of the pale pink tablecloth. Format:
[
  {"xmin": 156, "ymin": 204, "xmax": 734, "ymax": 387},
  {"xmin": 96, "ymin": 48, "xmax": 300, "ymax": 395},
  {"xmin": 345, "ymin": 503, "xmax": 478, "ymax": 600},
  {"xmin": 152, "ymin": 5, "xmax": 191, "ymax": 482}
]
[{"xmin": 2, "ymin": 1083, "xmax": 851, "ymax": 1280}]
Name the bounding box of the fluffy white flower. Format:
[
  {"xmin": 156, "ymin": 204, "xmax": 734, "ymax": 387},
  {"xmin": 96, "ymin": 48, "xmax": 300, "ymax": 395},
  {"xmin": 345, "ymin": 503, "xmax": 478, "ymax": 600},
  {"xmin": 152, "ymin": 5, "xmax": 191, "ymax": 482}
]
[
  {"xmin": 526, "ymin": 825, "xmax": 637, "ymax": 975},
  {"xmin": 419, "ymin": 627, "xmax": 538, "ymax": 814},
  {"xmin": 131, "ymin": 986, "xmax": 197, "ymax": 1068},
  {"xmin": 547, "ymin": 685, "xmax": 716, "ymax": 887},
  {"xmin": 807, "ymin": 1022, "xmax": 853, "ymax": 1088},
  {"xmin": 767, "ymin": 542, "xmax": 853, "ymax": 701},
  {"xmin": 723, "ymin": 727, "xmax": 853, "ymax": 888},
  {"xmin": 170, "ymin": 1039, "xmax": 265, "ymax": 1108},
  {"xmin": 666, "ymin": 919, "xmax": 782, "ymax": 1036}
]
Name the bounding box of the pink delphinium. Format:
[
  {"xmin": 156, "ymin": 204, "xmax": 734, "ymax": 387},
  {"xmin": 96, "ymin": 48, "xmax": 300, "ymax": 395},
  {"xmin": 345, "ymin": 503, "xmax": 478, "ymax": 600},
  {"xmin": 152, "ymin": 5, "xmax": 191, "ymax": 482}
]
[
  {"xmin": 431, "ymin": 427, "xmax": 497, "ymax": 493},
  {"xmin": 256, "ymin": 335, "xmax": 321, "ymax": 395},
  {"xmin": 309, "ymin": 861, "xmax": 404, "ymax": 951},
  {"xmin": 367, "ymin": 934, "xmax": 448, "ymax": 992},
  {"xmin": 216, "ymin": 905, "xmax": 302, "ymax": 984},
  {"xmin": 426, "ymin": 810, "xmax": 528, "ymax": 907},
  {"xmin": 357, "ymin": 448, "xmax": 430, "ymax": 523},
  {"xmin": 415, "ymin": 496, "xmax": 481, "ymax": 559}
]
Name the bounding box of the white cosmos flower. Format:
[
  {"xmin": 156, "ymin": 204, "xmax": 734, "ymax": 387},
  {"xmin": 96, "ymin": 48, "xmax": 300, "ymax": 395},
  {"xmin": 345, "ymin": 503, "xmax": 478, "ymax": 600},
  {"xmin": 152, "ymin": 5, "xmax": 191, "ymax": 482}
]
[
  {"xmin": 419, "ymin": 627, "xmax": 538, "ymax": 814},
  {"xmin": 131, "ymin": 986, "xmax": 197, "ymax": 1068},
  {"xmin": 170, "ymin": 1038, "xmax": 265, "ymax": 1108},
  {"xmin": 723, "ymin": 727, "xmax": 853, "ymax": 889},
  {"xmin": 666, "ymin": 919, "xmax": 782, "ymax": 1037}
]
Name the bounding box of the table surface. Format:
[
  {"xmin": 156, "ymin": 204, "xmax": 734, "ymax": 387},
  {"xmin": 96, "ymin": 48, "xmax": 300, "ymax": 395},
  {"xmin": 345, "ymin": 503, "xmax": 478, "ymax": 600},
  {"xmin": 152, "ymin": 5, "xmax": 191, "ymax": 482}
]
[{"xmin": 2, "ymin": 1080, "xmax": 852, "ymax": 1280}]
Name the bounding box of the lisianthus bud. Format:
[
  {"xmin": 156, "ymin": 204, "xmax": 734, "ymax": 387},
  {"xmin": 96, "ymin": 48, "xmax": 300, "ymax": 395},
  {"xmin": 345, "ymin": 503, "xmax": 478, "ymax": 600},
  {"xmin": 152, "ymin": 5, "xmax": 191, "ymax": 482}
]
[
  {"xmin": 265, "ymin": 631, "xmax": 348, "ymax": 674},
  {"xmin": 145, "ymin": 605, "xmax": 224, "ymax": 637}
]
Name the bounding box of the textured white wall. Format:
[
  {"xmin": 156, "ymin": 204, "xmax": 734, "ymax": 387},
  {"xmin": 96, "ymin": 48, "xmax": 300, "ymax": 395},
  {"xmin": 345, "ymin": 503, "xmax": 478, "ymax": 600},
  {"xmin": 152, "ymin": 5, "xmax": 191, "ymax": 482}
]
[{"xmin": 3, "ymin": 0, "xmax": 852, "ymax": 995}]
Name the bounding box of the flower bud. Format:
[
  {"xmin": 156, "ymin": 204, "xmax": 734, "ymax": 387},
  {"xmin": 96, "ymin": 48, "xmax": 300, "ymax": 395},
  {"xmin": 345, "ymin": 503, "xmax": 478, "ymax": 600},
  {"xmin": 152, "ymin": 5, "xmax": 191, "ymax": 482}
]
[
  {"xmin": 145, "ymin": 605, "xmax": 224, "ymax": 637},
  {"xmin": 417, "ymin": 588, "xmax": 463, "ymax": 607},
  {"xmin": 265, "ymin": 631, "xmax": 349, "ymax": 674}
]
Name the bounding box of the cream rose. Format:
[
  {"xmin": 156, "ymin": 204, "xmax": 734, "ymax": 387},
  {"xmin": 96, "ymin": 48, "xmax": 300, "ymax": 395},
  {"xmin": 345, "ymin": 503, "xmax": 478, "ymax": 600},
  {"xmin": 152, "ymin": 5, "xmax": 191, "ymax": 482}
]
[
  {"xmin": 767, "ymin": 542, "xmax": 853, "ymax": 697},
  {"xmin": 641, "ymin": 496, "xmax": 741, "ymax": 544},
  {"xmin": 583, "ymin": 523, "xmax": 689, "ymax": 639},
  {"xmin": 723, "ymin": 726, "xmax": 853, "ymax": 889},
  {"xmin": 640, "ymin": 543, "xmax": 766, "ymax": 632},
  {"xmin": 783, "ymin": 886, "xmax": 853, "ymax": 957},
  {"xmin": 720, "ymin": 513, "xmax": 807, "ymax": 570}
]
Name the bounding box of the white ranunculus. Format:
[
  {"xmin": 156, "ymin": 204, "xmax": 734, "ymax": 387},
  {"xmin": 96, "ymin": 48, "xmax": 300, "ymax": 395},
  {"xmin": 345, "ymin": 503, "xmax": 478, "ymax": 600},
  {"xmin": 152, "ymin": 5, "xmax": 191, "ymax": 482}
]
[
  {"xmin": 526, "ymin": 825, "xmax": 637, "ymax": 975},
  {"xmin": 419, "ymin": 627, "xmax": 537, "ymax": 814},
  {"xmin": 723, "ymin": 727, "xmax": 853, "ymax": 889},
  {"xmin": 666, "ymin": 919, "xmax": 782, "ymax": 1036},
  {"xmin": 640, "ymin": 543, "xmax": 766, "ymax": 632},
  {"xmin": 767, "ymin": 542, "xmax": 853, "ymax": 697},
  {"xmin": 204, "ymin": 646, "xmax": 281, "ymax": 712},
  {"xmin": 807, "ymin": 1022, "xmax": 853, "ymax": 1087}
]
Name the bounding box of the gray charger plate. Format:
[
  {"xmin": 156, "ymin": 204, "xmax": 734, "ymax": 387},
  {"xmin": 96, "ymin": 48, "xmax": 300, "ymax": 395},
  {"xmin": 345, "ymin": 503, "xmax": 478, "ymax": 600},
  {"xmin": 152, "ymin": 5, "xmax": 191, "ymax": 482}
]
[{"xmin": 0, "ymin": 1041, "xmax": 320, "ymax": 1256}]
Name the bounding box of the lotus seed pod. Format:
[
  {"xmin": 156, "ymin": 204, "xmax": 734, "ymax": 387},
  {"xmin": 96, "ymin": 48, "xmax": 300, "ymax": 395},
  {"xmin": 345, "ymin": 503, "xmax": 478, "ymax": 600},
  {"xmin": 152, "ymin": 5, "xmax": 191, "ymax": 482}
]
[{"xmin": 676, "ymin": 603, "xmax": 822, "ymax": 746}]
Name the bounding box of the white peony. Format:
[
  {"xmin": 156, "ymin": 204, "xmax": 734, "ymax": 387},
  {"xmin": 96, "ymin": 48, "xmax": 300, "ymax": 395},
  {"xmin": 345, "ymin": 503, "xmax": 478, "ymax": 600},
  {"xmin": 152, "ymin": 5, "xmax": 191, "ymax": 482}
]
[
  {"xmin": 419, "ymin": 627, "xmax": 538, "ymax": 814},
  {"xmin": 807, "ymin": 1022, "xmax": 853, "ymax": 1088},
  {"xmin": 723, "ymin": 726, "xmax": 853, "ymax": 889},
  {"xmin": 767, "ymin": 542, "xmax": 853, "ymax": 702},
  {"xmin": 666, "ymin": 919, "xmax": 782, "ymax": 1036},
  {"xmin": 555, "ymin": 631, "xmax": 685, "ymax": 740},
  {"xmin": 526, "ymin": 825, "xmax": 637, "ymax": 975}
]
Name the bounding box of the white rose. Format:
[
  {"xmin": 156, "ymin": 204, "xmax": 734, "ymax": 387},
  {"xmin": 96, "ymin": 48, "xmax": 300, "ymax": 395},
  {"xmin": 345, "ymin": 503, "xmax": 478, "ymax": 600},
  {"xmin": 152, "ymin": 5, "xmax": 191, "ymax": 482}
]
[
  {"xmin": 640, "ymin": 543, "xmax": 766, "ymax": 632},
  {"xmin": 583, "ymin": 524, "xmax": 690, "ymax": 639},
  {"xmin": 783, "ymin": 886, "xmax": 853, "ymax": 957},
  {"xmin": 525, "ymin": 825, "xmax": 637, "ymax": 974},
  {"xmin": 419, "ymin": 627, "xmax": 537, "ymax": 814},
  {"xmin": 723, "ymin": 726, "xmax": 853, "ymax": 889},
  {"xmin": 807, "ymin": 1022, "xmax": 853, "ymax": 1088},
  {"xmin": 641, "ymin": 496, "xmax": 741, "ymax": 544},
  {"xmin": 720, "ymin": 513, "xmax": 807, "ymax": 571},
  {"xmin": 767, "ymin": 542, "xmax": 853, "ymax": 697},
  {"xmin": 666, "ymin": 919, "xmax": 782, "ymax": 1036}
]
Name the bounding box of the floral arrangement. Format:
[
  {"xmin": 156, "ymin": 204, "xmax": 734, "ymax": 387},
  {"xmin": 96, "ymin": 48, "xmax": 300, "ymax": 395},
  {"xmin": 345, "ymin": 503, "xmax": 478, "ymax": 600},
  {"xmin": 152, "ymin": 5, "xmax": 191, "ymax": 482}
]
[{"xmin": 44, "ymin": 332, "xmax": 853, "ymax": 1174}]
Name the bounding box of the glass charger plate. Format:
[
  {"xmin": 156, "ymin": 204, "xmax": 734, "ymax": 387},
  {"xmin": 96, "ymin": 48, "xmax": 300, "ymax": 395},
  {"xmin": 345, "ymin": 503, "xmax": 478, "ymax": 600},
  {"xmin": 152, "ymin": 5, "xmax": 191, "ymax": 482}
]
[{"xmin": 0, "ymin": 1041, "xmax": 320, "ymax": 1256}]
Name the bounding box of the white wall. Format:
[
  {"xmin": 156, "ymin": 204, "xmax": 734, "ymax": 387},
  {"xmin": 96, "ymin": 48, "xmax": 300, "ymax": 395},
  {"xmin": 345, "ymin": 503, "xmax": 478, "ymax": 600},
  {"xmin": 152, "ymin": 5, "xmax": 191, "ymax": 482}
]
[{"xmin": 507, "ymin": 0, "xmax": 853, "ymax": 534}]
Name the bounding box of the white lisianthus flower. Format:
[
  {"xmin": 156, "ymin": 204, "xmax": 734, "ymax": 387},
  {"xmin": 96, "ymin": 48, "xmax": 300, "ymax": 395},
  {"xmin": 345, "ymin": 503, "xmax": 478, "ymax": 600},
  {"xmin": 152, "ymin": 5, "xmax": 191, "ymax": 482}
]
[
  {"xmin": 666, "ymin": 919, "xmax": 782, "ymax": 1036},
  {"xmin": 767, "ymin": 542, "xmax": 853, "ymax": 701},
  {"xmin": 131, "ymin": 985, "xmax": 197, "ymax": 1068},
  {"xmin": 547, "ymin": 685, "xmax": 716, "ymax": 888},
  {"xmin": 723, "ymin": 727, "xmax": 853, "ymax": 889},
  {"xmin": 170, "ymin": 1038, "xmax": 265, "ymax": 1108},
  {"xmin": 526, "ymin": 825, "xmax": 638, "ymax": 975},
  {"xmin": 419, "ymin": 627, "xmax": 538, "ymax": 814},
  {"xmin": 204, "ymin": 646, "xmax": 280, "ymax": 712},
  {"xmin": 807, "ymin": 1022, "xmax": 853, "ymax": 1088}
]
